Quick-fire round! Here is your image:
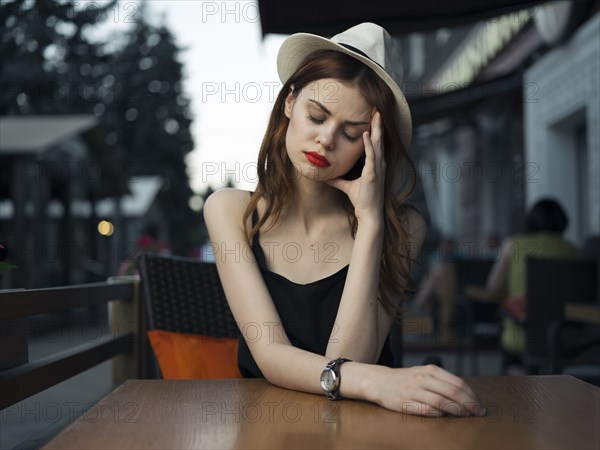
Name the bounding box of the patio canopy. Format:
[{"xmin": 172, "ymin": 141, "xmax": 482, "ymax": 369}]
[
  {"xmin": 257, "ymin": 0, "xmax": 549, "ymax": 36},
  {"xmin": 0, "ymin": 115, "xmax": 97, "ymax": 154},
  {"xmin": 0, "ymin": 115, "xmax": 129, "ymax": 198}
]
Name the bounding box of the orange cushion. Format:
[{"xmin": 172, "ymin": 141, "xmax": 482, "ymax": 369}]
[{"xmin": 147, "ymin": 329, "xmax": 242, "ymax": 379}]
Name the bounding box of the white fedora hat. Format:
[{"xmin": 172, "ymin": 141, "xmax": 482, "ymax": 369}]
[{"xmin": 277, "ymin": 22, "xmax": 412, "ymax": 149}]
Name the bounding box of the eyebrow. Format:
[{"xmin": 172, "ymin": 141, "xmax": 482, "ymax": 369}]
[{"xmin": 308, "ymin": 100, "xmax": 370, "ymax": 126}]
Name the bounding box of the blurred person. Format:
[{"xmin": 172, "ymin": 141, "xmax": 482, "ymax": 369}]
[
  {"xmin": 204, "ymin": 23, "xmax": 485, "ymax": 417},
  {"xmin": 473, "ymin": 199, "xmax": 579, "ymax": 372},
  {"xmin": 413, "ymin": 238, "xmax": 458, "ymax": 312},
  {"xmin": 411, "ymin": 238, "xmax": 458, "ymax": 341}
]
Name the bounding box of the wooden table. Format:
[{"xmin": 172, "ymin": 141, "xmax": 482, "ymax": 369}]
[{"xmin": 43, "ymin": 376, "xmax": 599, "ymax": 450}]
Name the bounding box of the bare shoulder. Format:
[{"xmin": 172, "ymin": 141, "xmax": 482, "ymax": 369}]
[
  {"xmin": 204, "ymin": 188, "xmax": 252, "ymax": 215},
  {"xmin": 203, "ymin": 188, "xmax": 252, "ymax": 229}
]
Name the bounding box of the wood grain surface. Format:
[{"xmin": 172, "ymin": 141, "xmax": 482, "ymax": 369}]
[{"xmin": 43, "ymin": 376, "xmax": 600, "ymax": 449}]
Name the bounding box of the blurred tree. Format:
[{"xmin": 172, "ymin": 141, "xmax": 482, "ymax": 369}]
[
  {"xmin": 109, "ymin": 9, "xmax": 200, "ymax": 255},
  {"xmin": 0, "ymin": 0, "xmax": 202, "ymax": 256},
  {"xmin": 0, "ymin": 0, "xmax": 117, "ymax": 114}
]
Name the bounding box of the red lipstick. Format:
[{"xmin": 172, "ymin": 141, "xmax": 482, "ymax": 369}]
[{"xmin": 304, "ymin": 152, "xmax": 330, "ymax": 168}]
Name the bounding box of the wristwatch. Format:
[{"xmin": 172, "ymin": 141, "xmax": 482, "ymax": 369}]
[{"xmin": 320, "ymin": 358, "xmax": 352, "ymax": 400}]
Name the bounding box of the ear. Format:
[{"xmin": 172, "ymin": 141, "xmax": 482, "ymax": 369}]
[{"xmin": 284, "ymin": 84, "xmax": 296, "ymax": 119}]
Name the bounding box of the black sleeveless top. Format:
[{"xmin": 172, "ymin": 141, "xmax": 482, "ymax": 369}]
[{"xmin": 237, "ymin": 205, "xmax": 394, "ymax": 378}]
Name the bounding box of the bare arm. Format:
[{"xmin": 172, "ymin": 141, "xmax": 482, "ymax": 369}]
[
  {"xmin": 204, "ymin": 188, "xmax": 368, "ymax": 395},
  {"xmin": 326, "ymin": 208, "xmax": 426, "ymax": 363},
  {"xmin": 413, "ymin": 262, "xmax": 443, "ymax": 311},
  {"xmin": 324, "ymin": 220, "xmax": 383, "ymax": 363},
  {"xmin": 464, "ymin": 239, "xmax": 512, "ymax": 303},
  {"xmin": 324, "ymin": 112, "xmax": 426, "ymax": 363},
  {"xmin": 485, "ymin": 238, "xmax": 512, "ymax": 296}
]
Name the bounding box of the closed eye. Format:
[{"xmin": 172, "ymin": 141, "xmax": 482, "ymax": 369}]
[
  {"xmin": 342, "ymin": 131, "xmax": 360, "ymax": 142},
  {"xmin": 308, "ymin": 115, "xmax": 360, "ymax": 143}
]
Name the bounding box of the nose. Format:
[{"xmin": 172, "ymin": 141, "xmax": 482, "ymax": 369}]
[{"xmin": 316, "ymin": 128, "xmax": 335, "ymax": 150}]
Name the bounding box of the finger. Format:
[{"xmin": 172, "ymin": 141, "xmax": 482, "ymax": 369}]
[
  {"xmin": 370, "ymin": 111, "xmax": 384, "ymax": 165},
  {"xmin": 362, "ymin": 131, "xmax": 376, "ymax": 178},
  {"xmin": 417, "ymin": 387, "xmax": 473, "ymax": 417},
  {"xmin": 413, "ymin": 371, "xmax": 474, "ymax": 416},
  {"xmin": 426, "ymin": 365, "xmax": 482, "ymax": 405},
  {"xmin": 363, "ymin": 130, "xmax": 375, "ymax": 159},
  {"xmin": 420, "ymin": 369, "xmax": 485, "ymax": 416}
]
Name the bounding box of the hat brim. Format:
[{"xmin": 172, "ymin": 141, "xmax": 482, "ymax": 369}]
[{"xmin": 277, "ymin": 33, "xmax": 412, "ymax": 149}]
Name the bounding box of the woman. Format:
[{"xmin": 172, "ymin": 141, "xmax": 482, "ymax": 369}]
[{"xmin": 204, "ymin": 23, "xmax": 485, "ymax": 417}]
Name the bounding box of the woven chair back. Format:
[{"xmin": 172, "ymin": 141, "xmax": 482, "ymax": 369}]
[{"xmin": 139, "ymin": 253, "xmax": 239, "ymax": 338}]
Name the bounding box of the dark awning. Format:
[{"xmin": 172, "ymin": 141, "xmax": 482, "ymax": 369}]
[
  {"xmin": 408, "ymin": 70, "xmax": 523, "ymax": 125},
  {"xmin": 258, "ymin": 0, "xmax": 549, "ymax": 36}
]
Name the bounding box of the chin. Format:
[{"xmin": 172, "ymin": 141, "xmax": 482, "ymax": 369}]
[{"xmin": 298, "ymin": 163, "xmax": 341, "ymax": 182}]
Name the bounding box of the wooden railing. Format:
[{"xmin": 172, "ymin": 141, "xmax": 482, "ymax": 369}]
[{"xmin": 0, "ymin": 280, "xmax": 142, "ymax": 411}]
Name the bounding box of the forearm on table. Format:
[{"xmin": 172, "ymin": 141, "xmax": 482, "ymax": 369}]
[
  {"xmin": 325, "ymin": 220, "xmax": 384, "ymax": 362},
  {"xmin": 259, "ymin": 342, "xmax": 379, "ymax": 402}
]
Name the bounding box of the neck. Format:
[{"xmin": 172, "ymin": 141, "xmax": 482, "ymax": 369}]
[{"xmin": 286, "ymin": 177, "xmax": 348, "ymax": 234}]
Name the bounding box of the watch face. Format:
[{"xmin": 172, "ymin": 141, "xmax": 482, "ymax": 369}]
[{"xmin": 320, "ymin": 369, "xmax": 336, "ymax": 392}]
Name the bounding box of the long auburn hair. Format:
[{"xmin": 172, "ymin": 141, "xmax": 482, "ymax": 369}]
[{"xmin": 243, "ymin": 50, "xmax": 417, "ymax": 319}]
